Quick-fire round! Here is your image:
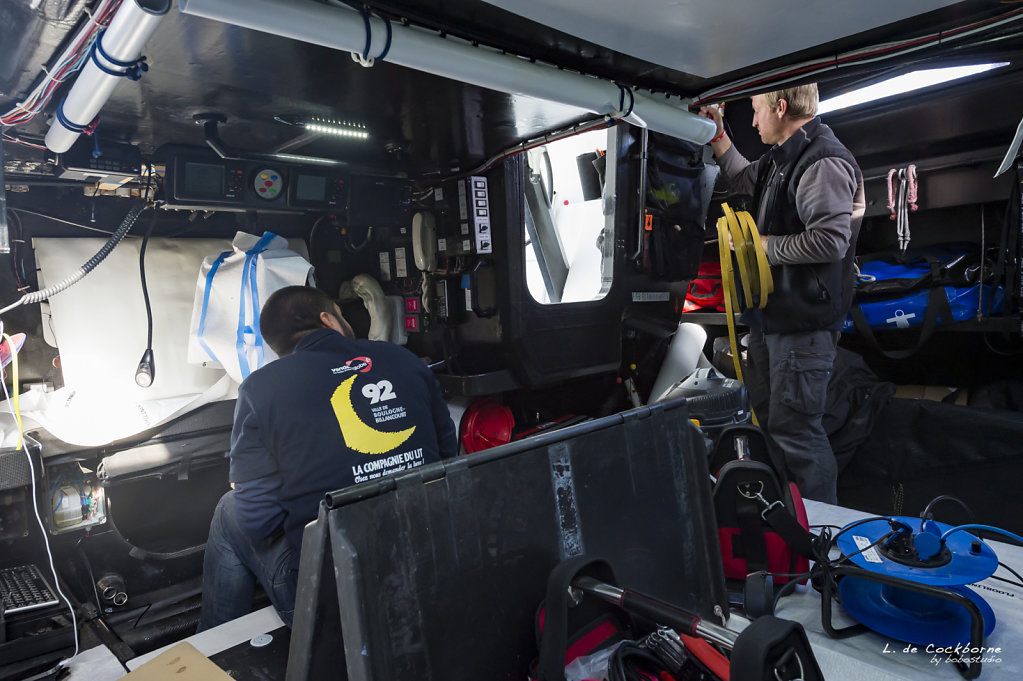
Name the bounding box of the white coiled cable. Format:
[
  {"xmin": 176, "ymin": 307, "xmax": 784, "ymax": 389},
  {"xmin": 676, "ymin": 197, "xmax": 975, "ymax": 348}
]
[{"xmin": 0, "ymin": 201, "xmax": 145, "ymax": 316}]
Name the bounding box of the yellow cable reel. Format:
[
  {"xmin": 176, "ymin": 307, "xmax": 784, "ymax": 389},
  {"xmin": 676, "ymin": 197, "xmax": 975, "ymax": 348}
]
[{"xmin": 715, "ymin": 203, "xmax": 773, "ymax": 425}]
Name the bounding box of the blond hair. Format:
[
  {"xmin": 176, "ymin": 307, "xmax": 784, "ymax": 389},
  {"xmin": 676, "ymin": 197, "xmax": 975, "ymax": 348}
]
[{"xmin": 761, "ymin": 84, "xmax": 818, "ymax": 119}]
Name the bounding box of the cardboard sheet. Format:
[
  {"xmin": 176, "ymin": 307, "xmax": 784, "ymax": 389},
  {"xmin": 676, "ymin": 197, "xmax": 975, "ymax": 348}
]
[
  {"xmin": 121, "ymin": 642, "xmax": 232, "ymax": 680},
  {"xmin": 893, "ymin": 384, "xmax": 968, "ymax": 405}
]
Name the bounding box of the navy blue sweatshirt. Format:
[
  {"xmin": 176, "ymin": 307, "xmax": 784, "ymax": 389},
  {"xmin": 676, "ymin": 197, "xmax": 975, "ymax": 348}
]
[{"xmin": 230, "ymin": 329, "xmax": 457, "ymax": 550}]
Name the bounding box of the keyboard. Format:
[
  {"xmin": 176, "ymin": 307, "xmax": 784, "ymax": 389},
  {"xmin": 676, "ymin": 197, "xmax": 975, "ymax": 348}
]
[{"xmin": 0, "ymin": 564, "xmax": 60, "ymax": 614}]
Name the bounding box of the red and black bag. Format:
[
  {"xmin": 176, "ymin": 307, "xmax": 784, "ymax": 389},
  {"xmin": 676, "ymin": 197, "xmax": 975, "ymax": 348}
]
[
  {"xmin": 710, "ymin": 425, "xmax": 814, "ymax": 584},
  {"xmin": 531, "ymin": 556, "xmax": 731, "ymax": 681},
  {"xmin": 684, "ymin": 260, "xmax": 726, "ymax": 312},
  {"xmin": 530, "ymin": 557, "xmax": 633, "ymax": 681}
]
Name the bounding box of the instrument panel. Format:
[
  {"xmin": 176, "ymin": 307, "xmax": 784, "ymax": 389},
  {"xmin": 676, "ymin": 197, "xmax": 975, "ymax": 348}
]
[{"xmin": 160, "ymin": 147, "xmax": 406, "ymax": 219}]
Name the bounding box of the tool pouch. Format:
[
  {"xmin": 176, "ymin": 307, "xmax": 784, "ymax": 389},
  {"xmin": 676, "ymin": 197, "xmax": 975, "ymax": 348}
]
[
  {"xmin": 643, "ymin": 132, "xmax": 719, "ymax": 281},
  {"xmin": 710, "ymin": 426, "xmax": 813, "ymax": 584}
]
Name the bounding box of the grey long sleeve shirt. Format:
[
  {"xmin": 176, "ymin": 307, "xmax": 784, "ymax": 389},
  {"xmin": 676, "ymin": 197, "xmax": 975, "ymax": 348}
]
[{"xmin": 717, "ymin": 144, "xmax": 862, "ymax": 265}]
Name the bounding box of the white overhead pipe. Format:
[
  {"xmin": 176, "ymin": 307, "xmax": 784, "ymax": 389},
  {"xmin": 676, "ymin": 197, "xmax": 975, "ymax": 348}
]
[
  {"xmin": 45, "ymin": 0, "xmax": 171, "ymax": 153},
  {"xmin": 178, "ymin": 0, "xmax": 716, "ymax": 145}
]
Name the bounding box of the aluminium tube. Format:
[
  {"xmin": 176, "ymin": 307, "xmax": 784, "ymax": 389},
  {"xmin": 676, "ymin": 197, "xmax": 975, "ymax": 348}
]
[
  {"xmin": 44, "ymin": 0, "xmax": 171, "ymax": 153},
  {"xmin": 572, "ymin": 577, "xmax": 738, "ymax": 649},
  {"xmin": 178, "ymin": 0, "xmax": 716, "ymax": 145}
]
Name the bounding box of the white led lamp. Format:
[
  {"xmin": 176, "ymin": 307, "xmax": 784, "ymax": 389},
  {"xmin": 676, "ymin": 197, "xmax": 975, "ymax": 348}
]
[
  {"xmin": 44, "ymin": 0, "xmax": 171, "ymax": 153},
  {"xmin": 275, "ymin": 114, "xmax": 371, "ymax": 140}
]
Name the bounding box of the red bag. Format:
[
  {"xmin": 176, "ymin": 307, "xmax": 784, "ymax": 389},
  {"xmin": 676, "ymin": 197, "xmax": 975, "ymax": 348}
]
[
  {"xmin": 710, "ymin": 426, "xmax": 813, "ymax": 584},
  {"xmin": 529, "ymin": 557, "xmax": 632, "ymax": 681},
  {"xmin": 684, "ymin": 261, "xmax": 725, "ymax": 312}
]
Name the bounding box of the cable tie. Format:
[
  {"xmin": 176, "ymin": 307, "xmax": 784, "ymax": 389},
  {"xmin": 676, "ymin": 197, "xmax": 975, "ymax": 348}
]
[
  {"xmin": 609, "ymin": 82, "xmax": 635, "ymax": 120},
  {"xmin": 86, "ymin": 6, "xmax": 105, "ymax": 28},
  {"xmin": 54, "ymin": 98, "xmax": 90, "ymax": 133},
  {"xmin": 92, "ymin": 30, "xmax": 139, "ymax": 68},
  {"xmin": 89, "ymin": 30, "xmax": 149, "ymax": 80},
  {"xmin": 360, "ymin": 5, "xmax": 372, "ymax": 62},
  {"xmin": 350, "ymin": 8, "xmax": 392, "ymax": 67},
  {"xmin": 378, "ymin": 15, "xmax": 392, "ymax": 62}
]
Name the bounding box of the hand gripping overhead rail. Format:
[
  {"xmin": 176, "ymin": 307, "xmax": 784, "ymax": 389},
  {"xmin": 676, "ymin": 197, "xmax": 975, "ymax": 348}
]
[
  {"xmin": 178, "ymin": 0, "xmax": 716, "ymax": 145},
  {"xmin": 45, "ymin": 0, "xmax": 172, "ymax": 153}
]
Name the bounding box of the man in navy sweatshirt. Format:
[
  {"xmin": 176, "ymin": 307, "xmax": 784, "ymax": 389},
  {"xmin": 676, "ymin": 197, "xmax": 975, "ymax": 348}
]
[{"xmin": 197, "ymin": 285, "xmax": 457, "ymax": 630}]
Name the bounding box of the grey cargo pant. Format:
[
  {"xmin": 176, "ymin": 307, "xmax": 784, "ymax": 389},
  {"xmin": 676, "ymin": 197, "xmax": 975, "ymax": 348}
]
[{"xmin": 744, "ymin": 328, "xmax": 839, "ymax": 504}]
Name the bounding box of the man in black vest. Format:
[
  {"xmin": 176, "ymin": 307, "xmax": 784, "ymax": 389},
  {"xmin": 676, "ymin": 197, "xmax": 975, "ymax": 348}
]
[{"xmin": 703, "ymin": 85, "xmax": 865, "ymax": 503}]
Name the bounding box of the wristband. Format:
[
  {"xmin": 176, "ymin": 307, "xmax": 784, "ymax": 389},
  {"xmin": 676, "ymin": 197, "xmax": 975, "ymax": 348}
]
[{"xmin": 710, "ymin": 128, "xmax": 726, "ymax": 144}]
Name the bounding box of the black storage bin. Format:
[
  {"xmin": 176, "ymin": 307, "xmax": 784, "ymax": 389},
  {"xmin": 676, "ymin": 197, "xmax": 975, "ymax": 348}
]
[
  {"xmin": 286, "ymin": 398, "xmax": 726, "ymax": 681},
  {"xmin": 838, "ymin": 397, "xmax": 1023, "ymax": 536}
]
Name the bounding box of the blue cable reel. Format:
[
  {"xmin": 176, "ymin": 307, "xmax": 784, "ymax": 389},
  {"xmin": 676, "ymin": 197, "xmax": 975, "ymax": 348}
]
[{"xmin": 833, "ymin": 516, "xmax": 998, "ymax": 647}]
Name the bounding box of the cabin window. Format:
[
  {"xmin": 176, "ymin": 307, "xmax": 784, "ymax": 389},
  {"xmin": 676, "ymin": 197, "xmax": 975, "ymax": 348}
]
[
  {"xmin": 523, "ymin": 127, "xmax": 615, "ymax": 304},
  {"xmin": 818, "ymin": 63, "xmax": 1008, "ymax": 114}
]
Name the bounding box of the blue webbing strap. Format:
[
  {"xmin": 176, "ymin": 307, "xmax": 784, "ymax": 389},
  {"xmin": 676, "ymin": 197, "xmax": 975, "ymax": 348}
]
[
  {"xmin": 236, "ymin": 233, "xmax": 279, "ymax": 379},
  {"xmin": 54, "ymin": 97, "xmax": 90, "ymax": 133},
  {"xmin": 89, "ymin": 30, "xmax": 149, "ymax": 80},
  {"xmin": 197, "ymin": 251, "xmax": 231, "ymax": 363}
]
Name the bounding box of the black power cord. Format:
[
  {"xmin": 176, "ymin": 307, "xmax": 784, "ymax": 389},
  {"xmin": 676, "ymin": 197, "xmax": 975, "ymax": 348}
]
[{"xmin": 135, "ymin": 207, "xmax": 157, "ymax": 388}]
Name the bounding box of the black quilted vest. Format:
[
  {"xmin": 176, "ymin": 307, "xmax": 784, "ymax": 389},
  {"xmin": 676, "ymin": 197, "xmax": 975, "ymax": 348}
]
[{"xmin": 750, "ymin": 117, "xmax": 863, "ymax": 333}]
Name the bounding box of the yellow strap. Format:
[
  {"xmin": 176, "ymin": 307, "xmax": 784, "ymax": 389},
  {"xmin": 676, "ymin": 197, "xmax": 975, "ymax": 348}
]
[{"xmin": 715, "ymin": 203, "xmax": 773, "ymax": 426}]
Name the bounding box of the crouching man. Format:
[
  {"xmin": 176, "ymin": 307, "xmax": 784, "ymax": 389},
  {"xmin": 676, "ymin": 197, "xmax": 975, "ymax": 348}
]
[{"xmin": 197, "ymin": 286, "xmax": 457, "ymax": 630}]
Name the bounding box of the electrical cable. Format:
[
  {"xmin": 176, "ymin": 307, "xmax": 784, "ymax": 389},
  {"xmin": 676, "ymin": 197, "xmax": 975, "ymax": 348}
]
[
  {"xmin": 693, "ymin": 6, "xmax": 1023, "ymax": 105},
  {"xmin": 343, "ymin": 225, "xmax": 373, "ymax": 252},
  {"xmin": 982, "ymin": 332, "xmax": 1023, "ymax": 356},
  {"xmin": 7, "ymin": 206, "xmax": 119, "ymax": 236},
  {"xmin": 135, "ymin": 206, "xmax": 157, "ymax": 387},
  {"xmin": 1, "ymin": 0, "xmax": 123, "ymax": 127},
  {"xmin": 766, "ymin": 512, "xmax": 1022, "ymax": 634},
  {"xmin": 442, "ymin": 116, "xmax": 618, "ymax": 181},
  {"xmin": 0, "ymin": 201, "xmax": 145, "ymax": 316},
  {"xmin": 920, "ymin": 494, "xmax": 975, "ymax": 525},
  {"xmin": 1, "ymin": 132, "xmax": 47, "ymax": 150},
  {"xmin": 6, "ymin": 208, "xmax": 28, "ymax": 292},
  {"xmin": 73, "ymin": 539, "xmax": 103, "ymax": 614},
  {"xmin": 771, "ymin": 570, "xmax": 814, "ymax": 612},
  {"xmin": 1, "ymin": 330, "xmax": 81, "ymax": 664},
  {"xmin": 307, "ymin": 213, "xmax": 332, "ymax": 253},
  {"xmin": 993, "ymin": 561, "xmax": 1023, "ymax": 589},
  {"xmin": 940, "ymin": 523, "xmax": 1023, "ymax": 546}
]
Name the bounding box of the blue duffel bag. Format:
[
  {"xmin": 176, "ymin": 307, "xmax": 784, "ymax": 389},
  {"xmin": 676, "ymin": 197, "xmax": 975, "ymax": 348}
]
[{"xmin": 843, "ymin": 248, "xmax": 1004, "ymax": 358}]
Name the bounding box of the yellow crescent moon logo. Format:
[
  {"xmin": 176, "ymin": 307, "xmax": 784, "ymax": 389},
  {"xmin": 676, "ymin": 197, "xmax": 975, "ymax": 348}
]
[{"xmin": 330, "ymin": 375, "xmax": 415, "ymax": 455}]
